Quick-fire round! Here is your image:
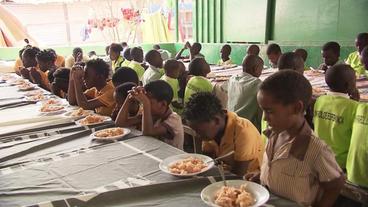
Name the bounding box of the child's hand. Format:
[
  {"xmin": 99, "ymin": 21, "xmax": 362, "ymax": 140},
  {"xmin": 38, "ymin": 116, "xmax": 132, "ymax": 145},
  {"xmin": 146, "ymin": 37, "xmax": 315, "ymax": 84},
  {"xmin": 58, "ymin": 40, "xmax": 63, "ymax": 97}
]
[
  {"xmin": 130, "ymin": 86, "xmax": 150, "ymax": 104},
  {"xmin": 75, "ymin": 52, "xmax": 83, "ymax": 63},
  {"xmin": 71, "ymin": 65, "xmax": 84, "ymax": 80},
  {"xmin": 243, "ymin": 171, "xmax": 261, "ymax": 183},
  {"xmin": 184, "ymin": 41, "xmax": 191, "ymax": 49}
]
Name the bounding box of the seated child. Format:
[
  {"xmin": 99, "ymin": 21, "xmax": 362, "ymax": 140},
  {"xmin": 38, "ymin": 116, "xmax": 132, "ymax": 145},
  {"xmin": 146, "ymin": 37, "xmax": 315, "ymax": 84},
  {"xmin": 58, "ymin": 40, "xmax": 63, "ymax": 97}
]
[
  {"xmin": 278, "ymin": 52, "xmax": 305, "ymax": 74},
  {"xmin": 111, "ymin": 67, "xmax": 139, "ymax": 119},
  {"xmin": 68, "ymin": 58, "xmax": 116, "ymax": 116},
  {"xmin": 346, "ymin": 32, "xmax": 368, "ymax": 76},
  {"xmin": 246, "ymin": 44, "xmax": 260, "ymax": 56},
  {"xmin": 255, "ymin": 69, "xmax": 344, "ymax": 206},
  {"xmin": 266, "ymin": 43, "xmax": 282, "ymax": 68},
  {"xmin": 313, "ymin": 64, "xmax": 359, "ymax": 169},
  {"xmin": 294, "ymin": 48, "xmax": 309, "ymax": 71},
  {"xmin": 128, "ymin": 47, "xmax": 145, "ymax": 81},
  {"xmin": 109, "ymin": 43, "xmax": 124, "ymax": 72},
  {"xmin": 184, "ymin": 58, "xmax": 212, "ymax": 104},
  {"xmin": 318, "ymin": 41, "xmax": 341, "ymax": 71},
  {"xmin": 88, "ymin": 51, "xmax": 97, "ymax": 59},
  {"xmin": 65, "ymin": 47, "xmax": 89, "ymax": 68},
  {"xmin": 177, "ymin": 61, "xmax": 188, "ymax": 100},
  {"xmin": 360, "ymin": 46, "xmax": 368, "ymax": 70},
  {"xmin": 51, "ymin": 68, "xmax": 70, "ymax": 98},
  {"xmin": 19, "ymin": 46, "xmax": 41, "ymax": 81},
  {"xmin": 115, "ymin": 80, "xmax": 184, "ymax": 149},
  {"xmin": 161, "ymin": 59, "xmax": 181, "ymax": 109},
  {"xmin": 13, "ymin": 45, "xmax": 30, "ymax": 75},
  {"xmin": 112, "ymin": 82, "xmax": 139, "ymax": 121},
  {"xmin": 153, "ymin": 44, "xmax": 171, "ymax": 61},
  {"xmin": 32, "ymin": 49, "xmax": 58, "ymax": 91},
  {"xmin": 228, "ymin": 55, "xmax": 264, "ymax": 131},
  {"xmin": 175, "ymin": 42, "xmax": 205, "ymax": 61},
  {"xmin": 47, "ymin": 48, "xmax": 65, "ymax": 67},
  {"xmin": 183, "ymin": 92, "xmax": 264, "ymax": 176},
  {"xmin": 121, "ymin": 48, "xmax": 132, "ymax": 67},
  {"xmin": 217, "ymin": 44, "xmax": 233, "ymax": 66},
  {"xmin": 142, "ymin": 50, "xmax": 164, "ymax": 85}
]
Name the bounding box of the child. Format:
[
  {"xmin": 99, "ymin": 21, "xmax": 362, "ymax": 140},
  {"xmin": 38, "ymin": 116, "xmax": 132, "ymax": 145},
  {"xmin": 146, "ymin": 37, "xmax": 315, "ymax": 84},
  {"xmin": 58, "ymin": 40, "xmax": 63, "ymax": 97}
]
[
  {"xmin": 277, "ymin": 52, "xmax": 305, "ymax": 74},
  {"xmin": 142, "ymin": 50, "xmax": 164, "ymax": 85},
  {"xmin": 246, "ymin": 44, "xmax": 260, "ymax": 56},
  {"xmin": 184, "ymin": 58, "xmax": 212, "ymax": 104},
  {"xmin": 128, "ymin": 47, "xmax": 145, "ymax": 81},
  {"xmin": 318, "ymin": 41, "xmax": 341, "ymax": 71},
  {"xmin": 266, "ymin": 43, "xmax": 282, "ymax": 68},
  {"xmin": 217, "ymin": 44, "xmax": 232, "ymax": 66},
  {"xmin": 177, "ymin": 61, "xmax": 188, "ymax": 100},
  {"xmin": 47, "ymin": 48, "xmax": 65, "ymax": 67},
  {"xmin": 115, "ymin": 80, "xmax": 184, "ymax": 150},
  {"xmin": 153, "ymin": 44, "xmax": 170, "ymax": 61},
  {"xmin": 121, "ymin": 48, "xmax": 132, "ymax": 67},
  {"xmin": 68, "ymin": 58, "xmax": 116, "ymax": 116},
  {"xmin": 175, "ymin": 42, "xmax": 205, "ymax": 61},
  {"xmin": 19, "ymin": 47, "xmax": 40, "ymax": 81},
  {"xmin": 183, "ymin": 92, "xmax": 264, "ymax": 175},
  {"xmin": 313, "ymin": 64, "xmax": 359, "ymax": 169},
  {"xmin": 65, "ymin": 47, "xmax": 89, "ymax": 68},
  {"xmin": 228, "ymin": 55, "xmax": 264, "ymax": 131},
  {"xmin": 161, "ymin": 59, "xmax": 181, "ymax": 109},
  {"xmin": 294, "ymin": 48, "xmax": 309, "ymax": 71},
  {"xmin": 111, "ymin": 82, "xmax": 139, "ymax": 121},
  {"xmin": 111, "ymin": 66, "xmax": 139, "ymax": 87},
  {"xmin": 255, "ymin": 70, "xmax": 344, "ymax": 206},
  {"xmin": 109, "ymin": 43, "xmax": 124, "ymax": 72},
  {"xmin": 360, "ymin": 46, "xmax": 368, "ymax": 70},
  {"xmin": 32, "ymin": 49, "xmax": 58, "ymax": 90},
  {"xmin": 346, "ymin": 32, "xmax": 368, "ymax": 75},
  {"xmin": 51, "ymin": 67, "xmax": 70, "ymax": 98}
]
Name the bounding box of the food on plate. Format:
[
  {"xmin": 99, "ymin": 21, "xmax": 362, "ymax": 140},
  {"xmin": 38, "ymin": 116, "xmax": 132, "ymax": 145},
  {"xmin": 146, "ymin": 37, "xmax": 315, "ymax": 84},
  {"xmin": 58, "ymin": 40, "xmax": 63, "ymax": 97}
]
[
  {"xmin": 42, "ymin": 99, "xmax": 62, "ymax": 105},
  {"xmin": 18, "ymin": 83, "xmax": 34, "ymax": 90},
  {"xmin": 169, "ymin": 156, "xmax": 208, "ymax": 174},
  {"xmin": 215, "ymin": 184, "xmax": 254, "ymax": 207},
  {"xmin": 40, "ymin": 104, "xmax": 64, "ymax": 112},
  {"xmin": 94, "ymin": 127, "xmax": 124, "ymax": 138},
  {"xmin": 25, "ymin": 90, "xmax": 43, "ymax": 96},
  {"xmin": 10, "ymin": 79, "xmax": 27, "ymax": 85},
  {"xmin": 27, "ymin": 94, "xmax": 45, "ymax": 101},
  {"xmin": 79, "ymin": 114, "xmax": 106, "ymax": 125},
  {"xmin": 68, "ymin": 108, "xmax": 91, "ymax": 117}
]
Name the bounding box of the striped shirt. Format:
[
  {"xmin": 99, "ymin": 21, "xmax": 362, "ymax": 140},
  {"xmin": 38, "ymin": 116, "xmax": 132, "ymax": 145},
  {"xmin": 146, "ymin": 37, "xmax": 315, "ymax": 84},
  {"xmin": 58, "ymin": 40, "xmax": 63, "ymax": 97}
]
[{"xmin": 260, "ymin": 121, "xmax": 342, "ymax": 206}]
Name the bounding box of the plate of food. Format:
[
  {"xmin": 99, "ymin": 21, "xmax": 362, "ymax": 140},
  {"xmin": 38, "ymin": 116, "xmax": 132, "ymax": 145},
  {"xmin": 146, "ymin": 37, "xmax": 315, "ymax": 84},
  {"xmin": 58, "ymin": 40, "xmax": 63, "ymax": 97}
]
[
  {"xmin": 201, "ymin": 180, "xmax": 269, "ymax": 207},
  {"xmin": 24, "ymin": 90, "xmax": 44, "ymax": 96},
  {"xmin": 9, "ymin": 79, "xmax": 27, "ymax": 86},
  {"xmin": 25, "ymin": 94, "xmax": 46, "ymax": 102},
  {"xmin": 75, "ymin": 114, "xmax": 111, "ymax": 126},
  {"xmin": 18, "ymin": 83, "xmax": 35, "ymax": 91},
  {"xmin": 39, "ymin": 104, "xmax": 66, "ymax": 115},
  {"xmin": 63, "ymin": 108, "xmax": 94, "ymax": 118},
  {"xmin": 91, "ymin": 127, "xmax": 130, "ymax": 141},
  {"xmin": 39, "ymin": 99, "xmax": 64, "ymax": 106},
  {"xmin": 159, "ymin": 154, "xmax": 214, "ymax": 177}
]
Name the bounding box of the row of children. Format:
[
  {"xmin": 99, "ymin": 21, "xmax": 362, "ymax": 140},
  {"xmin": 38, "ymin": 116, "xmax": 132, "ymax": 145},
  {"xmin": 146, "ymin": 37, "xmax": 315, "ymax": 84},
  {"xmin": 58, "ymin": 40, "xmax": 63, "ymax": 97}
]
[{"xmin": 12, "ymin": 32, "xmax": 368, "ymax": 206}]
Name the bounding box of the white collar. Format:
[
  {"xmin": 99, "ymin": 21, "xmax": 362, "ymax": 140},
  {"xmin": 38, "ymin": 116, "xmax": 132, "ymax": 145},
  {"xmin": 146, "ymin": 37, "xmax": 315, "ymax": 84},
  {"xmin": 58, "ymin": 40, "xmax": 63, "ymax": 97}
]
[{"xmin": 327, "ymin": 91, "xmax": 349, "ymax": 98}]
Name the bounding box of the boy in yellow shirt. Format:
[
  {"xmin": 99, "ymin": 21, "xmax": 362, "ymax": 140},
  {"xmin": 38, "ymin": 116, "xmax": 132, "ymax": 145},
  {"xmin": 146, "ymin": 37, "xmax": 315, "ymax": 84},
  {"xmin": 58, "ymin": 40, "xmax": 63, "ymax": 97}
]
[
  {"xmin": 247, "ymin": 44, "xmax": 260, "ymax": 56},
  {"xmin": 318, "ymin": 41, "xmax": 341, "ymax": 72},
  {"xmin": 346, "ymin": 32, "xmax": 368, "ymax": 76},
  {"xmin": 128, "ymin": 47, "xmax": 145, "ymax": 81},
  {"xmin": 68, "ymin": 59, "xmax": 116, "ymax": 116},
  {"xmin": 121, "ymin": 48, "xmax": 132, "ymax": 67},
  {"xmin": 109, "ymin": 43, "xmax": 124, "ymax": 73},
  {"xmin": 175, "ymin": 42, "xmax": 205, "ymax": 61},
  {"xmin": 161, "ymin": 59, "xmax": 182, "ymax": 111},
  {"xmin": 217, "ymin": 44, "xmax": 233, "ymax": 66},
  {"xmin": 142, "ymin": 50, "xmax": 164, "ymax": 85},
  {"xmin": 183, "ymin": 92, "xmax": 264, "ymax": 176}
]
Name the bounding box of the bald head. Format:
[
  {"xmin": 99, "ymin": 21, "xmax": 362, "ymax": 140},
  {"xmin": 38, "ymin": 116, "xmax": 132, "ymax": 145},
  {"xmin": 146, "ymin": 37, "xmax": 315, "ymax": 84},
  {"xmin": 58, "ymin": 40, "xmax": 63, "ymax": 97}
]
[
  {"xmin": 326, "ymin": 64, "xmax": 356, "ymax": 93},
  {"xmin": 247, "ymin": 44, "xmax": 260, "ymax": 56},
  {"xmin": 278, "ymin": 52, "xmax": 305, "ymax": 74},
  {"xmin": 242, "ymin": 55, "xmax": 264, "ymax": 77},
  {"xmin": 294, "ymin": 48, "xmax": 308, "ymax": 62}
]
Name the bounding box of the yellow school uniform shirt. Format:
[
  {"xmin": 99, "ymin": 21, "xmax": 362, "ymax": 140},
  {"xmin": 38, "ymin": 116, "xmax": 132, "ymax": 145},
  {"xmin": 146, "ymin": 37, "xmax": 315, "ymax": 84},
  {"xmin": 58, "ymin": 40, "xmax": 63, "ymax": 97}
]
[
  {"xmin": 55, "ymin": 55, "xmax": 65, "ymax": 67},
  {"xmin": 112, "ymin": 55, "xmax": 124, "ymax": 72},
  {"xmin": 84, "ymin": 81, "xmax": 116, "ymax": 116},
  {"xmin": 128, "ymin": 61, "xmax": 145, "ymax": 81},
  {"xmin": 202, "ymin": 111, "xmax": 264, "ymax": 173},
  {"xmin": 217, "ymin": 58, "xmax": 233, "ymax": 66},
  {"xmin": 121, "ymin": 60, "xmax": 130, "ymax": 67},
  {"xmin": 346, "ymin": 51, "xmax": 365, "ymax": 75}
]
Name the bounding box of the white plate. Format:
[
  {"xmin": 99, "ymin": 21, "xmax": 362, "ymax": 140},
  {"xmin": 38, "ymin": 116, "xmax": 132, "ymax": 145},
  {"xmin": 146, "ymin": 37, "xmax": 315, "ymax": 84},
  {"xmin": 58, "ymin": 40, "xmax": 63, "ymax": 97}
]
[
  {"xmin": 201, "ymin": 180, "xmax": 269, "ymax": 207},
  {"xmin": 159, "ymin": 153, "xmax": 214, "ymax": 177},
  {"xmin": 75, "ymin": 115, "xmax": 111, "ymax": 126},
  {"xmin": 91, "ymin": 127, "xmax": 131, "ymax": 141},
  {"xmin": 18, "ymin": 86, "xmax": 36, "ymax": 91},
  {"xmin": 63, "ymin": 109, "xmax": 95, "ymax": 118}
]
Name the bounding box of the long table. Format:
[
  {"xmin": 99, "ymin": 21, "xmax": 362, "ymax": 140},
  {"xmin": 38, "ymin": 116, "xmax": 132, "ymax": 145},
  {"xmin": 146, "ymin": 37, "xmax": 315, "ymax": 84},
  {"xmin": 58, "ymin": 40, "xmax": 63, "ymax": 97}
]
[{"xmin": 0, "ymin": 73, "xmax": 299, "ymax": 207}]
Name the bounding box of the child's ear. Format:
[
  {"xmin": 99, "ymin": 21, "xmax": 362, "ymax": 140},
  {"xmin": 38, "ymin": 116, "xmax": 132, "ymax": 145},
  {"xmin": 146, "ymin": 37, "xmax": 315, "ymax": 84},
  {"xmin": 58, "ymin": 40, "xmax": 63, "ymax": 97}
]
[{"xmin": 293, "ymin": 101, "xmax": 304, "ymax": 114}]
